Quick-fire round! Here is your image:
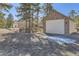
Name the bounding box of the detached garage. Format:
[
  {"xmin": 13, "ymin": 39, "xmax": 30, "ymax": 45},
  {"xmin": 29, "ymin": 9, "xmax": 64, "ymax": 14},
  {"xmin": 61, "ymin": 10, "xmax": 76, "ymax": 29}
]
[{"xmin": 43, "ymin": 10, "xmax": 77, "ymax": 34}]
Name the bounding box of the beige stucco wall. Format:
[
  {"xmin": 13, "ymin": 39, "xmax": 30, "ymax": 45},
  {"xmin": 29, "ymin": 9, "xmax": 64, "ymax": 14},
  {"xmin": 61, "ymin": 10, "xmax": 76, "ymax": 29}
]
[
  {"xmin": 69, "ymin": 20, "xmax": 77, "ymax": 34},
  {"xmin": 46, "ymin": 19, "xmax": 65, "ymax": 34}
]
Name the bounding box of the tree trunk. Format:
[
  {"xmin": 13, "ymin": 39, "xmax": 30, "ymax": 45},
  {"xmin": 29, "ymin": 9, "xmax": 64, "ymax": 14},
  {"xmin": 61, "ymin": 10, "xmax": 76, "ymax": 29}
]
[
  {"xmin": 25, "ymin": 19, "xmax": 27, "ymax": 33},
  {"xmin": 31, "ymin": 10, "xmax": 33, "ymax": 33},
  {"xmin": 36, "ymin": 10, "xmax": 39, "ymax": 33},
  {"xmin": 29, "ymin": 10, "xmax": 31, "ymax": 33}
]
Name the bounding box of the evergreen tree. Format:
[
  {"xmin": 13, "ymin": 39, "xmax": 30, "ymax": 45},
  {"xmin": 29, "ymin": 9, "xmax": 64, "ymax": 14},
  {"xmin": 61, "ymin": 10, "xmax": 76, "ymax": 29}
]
[
  {"xmin": 0, "ymin": 15, "xmax": 5, "ymax": 28},
  {"xmin": 0, "ymin": 3, "xmax": 12, "ymax": 17},
  {"xmin": 6, "ymin": 13, "xmax": 14, "ymax": 28},
  {"xmin": 17, "ymin": 3, "xmax": 35, "ymax": 33},
  {"xmin": 69, "ymin": 10, "xmax": 77, "ymax": 20}
]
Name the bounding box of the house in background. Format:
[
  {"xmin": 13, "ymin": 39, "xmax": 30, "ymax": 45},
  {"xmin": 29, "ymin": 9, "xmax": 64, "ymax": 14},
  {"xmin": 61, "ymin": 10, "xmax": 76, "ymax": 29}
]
[
  {"xmin": 11, "ymin": 21, "xmax": 19, "ymax": 32},
  {"xmin": 13, "ymin": 21, "xmax": 19, "ymax": 28},
  {"xmin": 12, "ymin": 20, "xmax": 27, "ymax": 32},
  {"xmin": 43, "ymin": 10, "xmax": 77, "ymax": 34}
]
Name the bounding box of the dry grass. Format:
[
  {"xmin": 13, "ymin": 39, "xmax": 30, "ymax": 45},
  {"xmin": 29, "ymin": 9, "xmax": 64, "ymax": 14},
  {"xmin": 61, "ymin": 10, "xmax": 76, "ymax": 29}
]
[{"xmin": 0, "ymin": 28, "xmax": 14, "ymax": 34}]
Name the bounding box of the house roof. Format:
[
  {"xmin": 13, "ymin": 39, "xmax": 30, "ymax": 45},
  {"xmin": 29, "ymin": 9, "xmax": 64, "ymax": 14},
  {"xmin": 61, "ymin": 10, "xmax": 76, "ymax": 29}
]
[{"xmin": 44, "ymin": 9, "xmax": 72, "ymax": 20}]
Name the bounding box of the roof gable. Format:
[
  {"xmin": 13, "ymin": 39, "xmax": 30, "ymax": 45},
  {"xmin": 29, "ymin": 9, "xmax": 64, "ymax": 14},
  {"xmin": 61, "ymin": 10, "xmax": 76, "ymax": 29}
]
[{"xmin": 44, "ymin": 10, "xmax": 71, "ymax": 20}]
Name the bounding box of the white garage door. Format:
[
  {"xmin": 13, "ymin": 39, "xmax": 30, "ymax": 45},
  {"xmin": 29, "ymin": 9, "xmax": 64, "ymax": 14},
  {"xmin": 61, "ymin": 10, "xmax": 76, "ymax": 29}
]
[{"xmin": 46, "ymin": 19, "xmax": 65, "ymax": 34}]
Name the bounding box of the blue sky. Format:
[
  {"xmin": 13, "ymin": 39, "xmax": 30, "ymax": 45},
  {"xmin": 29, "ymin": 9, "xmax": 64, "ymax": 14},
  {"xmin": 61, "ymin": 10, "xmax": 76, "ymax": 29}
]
[
  {"xmin": 7, "ymin": 3, "xmax": 79, "ymax": 20},
  {"xmin": 53, "ymin": 3, "xmax": 79, "ymax": 16}
]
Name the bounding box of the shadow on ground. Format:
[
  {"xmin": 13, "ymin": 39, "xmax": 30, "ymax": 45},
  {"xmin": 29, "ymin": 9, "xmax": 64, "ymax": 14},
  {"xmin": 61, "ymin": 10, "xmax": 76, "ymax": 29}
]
[{"xmin": 0, "ymin": 32, "xmax": 79, "ymax": 56}]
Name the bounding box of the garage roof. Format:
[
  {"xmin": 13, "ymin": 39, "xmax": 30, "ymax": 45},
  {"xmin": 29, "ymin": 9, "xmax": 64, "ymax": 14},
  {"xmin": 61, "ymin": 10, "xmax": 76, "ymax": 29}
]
[{"xmin": 44, "ymin": 9, "xmax": 71, "ymax": 20}]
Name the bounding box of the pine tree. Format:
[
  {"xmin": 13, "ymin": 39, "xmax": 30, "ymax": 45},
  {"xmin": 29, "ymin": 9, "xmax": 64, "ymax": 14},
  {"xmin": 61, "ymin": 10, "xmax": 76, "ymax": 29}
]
[
  {"xmin": 0, "ymin": 15, "xmax": 5, "ymax": 28},
  {"xmin": 42, "ymin": 3, "xmax": 53, "ymax": 32},
  {"xmin": 17, "ymin": 3, "xmax": 32, "ymax": 33},
  {"xmin": 0, "ymin": 3, "xmax": 12, "ymax": 17},
  {"xmin": 6, "ymin": 13, "xmax": 14, "ymax": 28}
]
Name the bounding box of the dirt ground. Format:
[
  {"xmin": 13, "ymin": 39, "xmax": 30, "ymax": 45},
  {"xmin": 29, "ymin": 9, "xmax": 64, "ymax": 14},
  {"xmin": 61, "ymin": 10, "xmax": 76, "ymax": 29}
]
[
  {"xmin": 0, "ymin": 29, "xmax": 14, "ymax": 34},
  {"xmin": 0, "ymin": 32, "xmax": 79, "ymax": 56}
]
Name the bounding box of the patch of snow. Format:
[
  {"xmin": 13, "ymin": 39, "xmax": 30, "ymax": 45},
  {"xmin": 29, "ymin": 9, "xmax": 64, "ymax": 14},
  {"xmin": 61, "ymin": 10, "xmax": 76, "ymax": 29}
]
[
  {"xmin": 12, "ymin": 38, "xmax": 19, "ymax": 43},
  {"xmin": 47, "ymin": 36, "xmax": 76, "ymax": 44},
  {"xmin": 0, "ymin": 39, "xmax": 6, "ymax": 42}
]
